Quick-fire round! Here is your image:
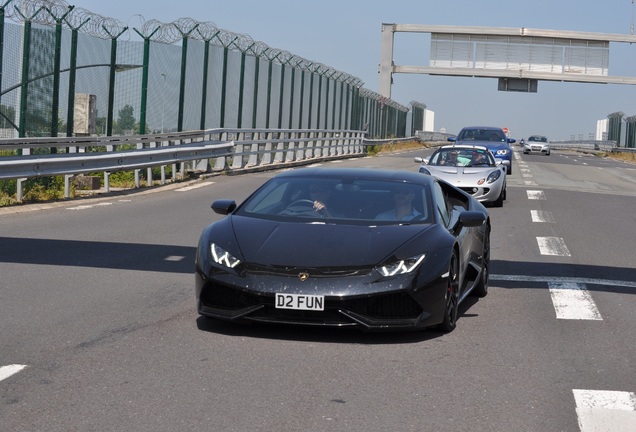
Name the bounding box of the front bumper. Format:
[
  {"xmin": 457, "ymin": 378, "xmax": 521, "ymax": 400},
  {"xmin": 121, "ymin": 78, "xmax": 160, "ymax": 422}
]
[
  {"xmin": 195, "ymin": 267, "xmax": 447, "ymax": 331},
  {"xmin": 523, "ymin": 145, "xmax": 549, "ymax": 154},
  {"xmin": 456, "ymin": 181, "xmax": 504, "ymax": 203}
]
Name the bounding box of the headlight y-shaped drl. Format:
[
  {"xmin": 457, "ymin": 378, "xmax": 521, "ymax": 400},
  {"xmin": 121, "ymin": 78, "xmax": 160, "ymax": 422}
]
[
  {"xmin": 377, "ymin": 254, "xmax": 426, "ymax": 277},
  {"xmin": 211, "ymin": 243, "xmax": 241, "ymax": 268}
]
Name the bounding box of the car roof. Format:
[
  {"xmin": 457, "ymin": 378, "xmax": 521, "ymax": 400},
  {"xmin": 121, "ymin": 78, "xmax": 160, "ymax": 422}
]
[
  {"xmin": 459, "ymin": 126, "xmax": 504, "ymax": 131},
  {"xmin": 274, "ymin": 167, "xmax": 435, "ymax": 186}
]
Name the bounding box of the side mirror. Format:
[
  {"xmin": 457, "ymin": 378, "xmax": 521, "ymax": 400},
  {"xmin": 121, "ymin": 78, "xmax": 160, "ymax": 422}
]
[
  {"xmin": 211, "ymin": 199, "xmax": 237, "ymax": 215},
  {"xmin": 414, "ymin": 156, "xmax": 429, "ymax": 164},
  {"xmin": 454, "ymin": 211, "xmax": 486, "ymax": 231},
  {"xmin": 447, "ymin": 136, "xmax": 457, "ymax": 142}
]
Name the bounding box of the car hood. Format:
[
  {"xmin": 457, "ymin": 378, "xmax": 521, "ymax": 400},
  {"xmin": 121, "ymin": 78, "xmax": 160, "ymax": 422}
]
[{"xmin": 227, "ymin": 216, "xmax": 435, "ymax": 267}]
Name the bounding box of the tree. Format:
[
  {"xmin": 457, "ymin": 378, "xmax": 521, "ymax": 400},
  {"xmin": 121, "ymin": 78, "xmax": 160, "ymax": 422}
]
[
  {"xmin": 0, "ymin": 105, "xmax": 16, "ymax": 129},
  {"xmin": 118, "ymin": 105, "xmax": 135, "ymax": 133}
]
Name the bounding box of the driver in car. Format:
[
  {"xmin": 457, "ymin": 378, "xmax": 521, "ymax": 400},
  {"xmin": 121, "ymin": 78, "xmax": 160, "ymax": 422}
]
[
  {"xmin": 309, "ymin": 183, "xmax": 339, "ymax": 217},
  {"xmin": 470, "ymin": 151, "xmax": 488, "ymax": 166}
]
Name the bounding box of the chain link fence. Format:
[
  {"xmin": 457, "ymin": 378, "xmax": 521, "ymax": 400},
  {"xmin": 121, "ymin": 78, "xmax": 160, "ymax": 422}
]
[{"xmin": 0, "ymin": 0, "xmax": 413, "ymax": 145}]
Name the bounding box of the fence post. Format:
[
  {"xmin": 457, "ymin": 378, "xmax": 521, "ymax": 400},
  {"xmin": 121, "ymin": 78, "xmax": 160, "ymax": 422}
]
[
  {"xmin": 64, "ymin": 174, "xmax": 72, "ymax": 198},
  {"xmin": 16, "ymin": 178, "xmax": 25, "ymax": 202},
  {"xmin": 133, "ymin": 26, "xmax": 160, "ymax": 135}
]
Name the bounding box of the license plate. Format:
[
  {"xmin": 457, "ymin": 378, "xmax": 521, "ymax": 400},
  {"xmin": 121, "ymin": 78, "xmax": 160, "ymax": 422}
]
[{"xmin": 275, "ymin": 293, "xmax": 324, "ymax": 311}]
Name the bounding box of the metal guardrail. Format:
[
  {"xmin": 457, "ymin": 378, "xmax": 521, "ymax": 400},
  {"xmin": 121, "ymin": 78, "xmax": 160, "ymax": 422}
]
[
  {"xmin": 548, "ymin": 140, "xmax": 619, "ymax": 152},
  {"xmin": 415, "ymin": 131, "xmax": 457, "ymax": 142},
  {"xmin": 0, "ymin": 128, "xmax": 367, "ymax": 202},
  {"xmin": 512, "ymin": 139, "xmax": 636, "ymax": 154}
]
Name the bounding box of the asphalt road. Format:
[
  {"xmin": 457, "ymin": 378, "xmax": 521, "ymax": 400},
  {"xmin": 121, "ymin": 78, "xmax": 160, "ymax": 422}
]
[{"xmin": 1, "ymin": 148, "xmax": 635, "ymax": 432}]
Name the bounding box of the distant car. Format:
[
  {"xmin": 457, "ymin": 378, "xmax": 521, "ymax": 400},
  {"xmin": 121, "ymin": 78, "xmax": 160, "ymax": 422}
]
[
  {"xmin": 448, "ymin": 126, "xmax": 516, "ymax": 175},
  {"xmin": 414, "ymin": 145, "xmax": 507, "ymax": 207},
  {"xmin": 523, "ymin": 135, "xmax": 550, "ymax": 155},
  {"xmin": 196, "ymin": 167, "xmax": 491, "ymax": 333}
]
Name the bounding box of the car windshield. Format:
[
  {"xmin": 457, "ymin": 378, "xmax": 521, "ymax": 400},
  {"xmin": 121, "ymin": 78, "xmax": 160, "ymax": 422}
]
[
  {"xmin": 235, "ymin": 176, "xmax": 433, "ymax": 225},
  {"xmin": 429, "ymin": 148, "xmax": 495, "ymax": 167},
  {"xmin": 528, "ymin": 136, "xmax": 547, "ymax": 142},
  {"xmin": 458, "ymin": 129, "xmax": 506, "ymax": 142}
]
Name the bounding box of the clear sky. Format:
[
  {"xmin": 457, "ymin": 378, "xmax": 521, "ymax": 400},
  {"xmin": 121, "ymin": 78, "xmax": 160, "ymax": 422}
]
[{"xmin": 76, "ymin": 0, "xmax": 636, "ymax": 140}]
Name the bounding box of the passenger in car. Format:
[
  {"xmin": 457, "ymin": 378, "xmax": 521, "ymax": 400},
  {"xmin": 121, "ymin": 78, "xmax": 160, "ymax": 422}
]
[
  {"xmin": 441, "ymin": 150, "xmax": 459, "ymax": 166},
  {"xmin": 375, "ymin": 186, "xmax": 422, "ymax": 221}
]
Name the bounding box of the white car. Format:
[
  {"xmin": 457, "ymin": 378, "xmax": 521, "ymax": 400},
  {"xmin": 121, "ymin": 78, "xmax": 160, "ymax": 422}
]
[
  {"xmin": 523, "ymin": 135, "xmax": 550, "ymax": 155},
  {"xmin": 414, "ymin": 145, "xmax": 507, "ymax": 207}
]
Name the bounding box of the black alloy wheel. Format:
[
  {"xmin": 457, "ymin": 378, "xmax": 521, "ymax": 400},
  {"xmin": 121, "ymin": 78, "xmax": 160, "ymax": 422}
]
[
  {"xmin": 439, "ymin": 252, "xmax": 459, "ymax": 333},
  {"xmin": 473, "ymin": 227, "xmax": 490, "ymax": 298}
]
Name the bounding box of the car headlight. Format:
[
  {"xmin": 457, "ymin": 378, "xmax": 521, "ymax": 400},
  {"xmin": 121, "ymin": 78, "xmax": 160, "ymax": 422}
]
[
  {"xmin": 211, "ymin": 243, "xmax": 241, "ymax": 268},
  {"xmin": 418, "ymin": 167, "xmax": 431, "ymax": 175},
  {"xmin": 377, "ymin": 254, "xmax": 426, "ymax": 277},
  {"xmin": 495, "ymin": 149, "xmax": 509, "ymax": 155},
  {"xmin": 486, "ymin": 170, "xmax": 501, "ymax": 183}
]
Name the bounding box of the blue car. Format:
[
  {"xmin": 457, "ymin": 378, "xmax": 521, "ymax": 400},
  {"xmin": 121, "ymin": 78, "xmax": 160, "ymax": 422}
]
[{"xmin": 448, "ymin": 126, "xmax": 515, "ymax": 174}]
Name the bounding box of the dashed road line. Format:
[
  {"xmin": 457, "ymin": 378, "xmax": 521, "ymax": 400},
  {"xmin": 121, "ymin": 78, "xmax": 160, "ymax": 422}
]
[
  {"xmin": 164, "ymin": 255, "xmax": 185, "ymax": 261},
  {"xmin": 548, "ymin": 282, "xmax": 602, "ymax": 320},
  {"xmin": 0, "ymin": 364, "xmax": 27, "ymax": 382},
  {"xmin": 67, "ymin": 202, "xmax": 112, "ymax": 210},
  {"xmin": 537, "ymin": 236, "xmax": 571, "ymax": 256},
  {"xmin": 531, "ymin": 210, "xmax": 555, "ymax": 223},
  {"xmin": 175, "ymin": 182, "xmax": 215, "ymax": 192},
  {"xmin": 66, "ymin": 200, "xmax": 130, "ymax": 211},
  {"xmin": 573, "ymin": 389, "xmax": 636, "ymax": 432},
  {"xmin": 527, "ymin": 190, "xmax": 546, "ymax": 200}
]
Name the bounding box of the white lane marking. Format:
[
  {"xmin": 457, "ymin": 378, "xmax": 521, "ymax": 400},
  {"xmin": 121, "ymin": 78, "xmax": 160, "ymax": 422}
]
[
  {"xmin": 548, "ymin": 282, "xmax": 602, "ymax": 320},
  {"xmin": 67, "ymin": 202, "xmax": 114, "ymax": 210},
  {"xmin": 527, "ymin": 190, "xmax": 546, "ymax": 200},
  {"xmin": 490, "ymin": 274, "xmax": 636, "ymax": 288},
  {"xmin": 0, "ymin": 364, "xmax": 27, "ymax": 382},
  {"xmin": 537, "ymin": 236, "xmax": 571, "ymax": 256},
  {"xmin": 175, "ymin": 182, "xmax": 215, "ymax": 192},
  {"xmin": 164, "ymin": 255, "xmax": 185, "ymax": 261},
  {"xmin": 531, "ymin": 210, "xmax": 555, "ymax": 223},
  {"xmin": 524, "ymin": 180, "xmax": 538, "ymax": 186},
  {"xmin": 573, "ymin": 389, "xmax": 636, "ymax": 432}
]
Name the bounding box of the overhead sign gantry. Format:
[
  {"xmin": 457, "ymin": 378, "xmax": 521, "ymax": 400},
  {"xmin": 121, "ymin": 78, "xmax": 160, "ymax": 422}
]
[{"xmin": 379, "ymin": 24, "xmax": 636, "ymax": 97}]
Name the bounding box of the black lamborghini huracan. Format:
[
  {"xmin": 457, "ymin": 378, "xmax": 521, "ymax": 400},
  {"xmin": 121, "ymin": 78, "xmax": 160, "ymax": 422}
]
[{"xmin": 196, "ymin": 167, "xmax": 490, "ymax": 332}]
